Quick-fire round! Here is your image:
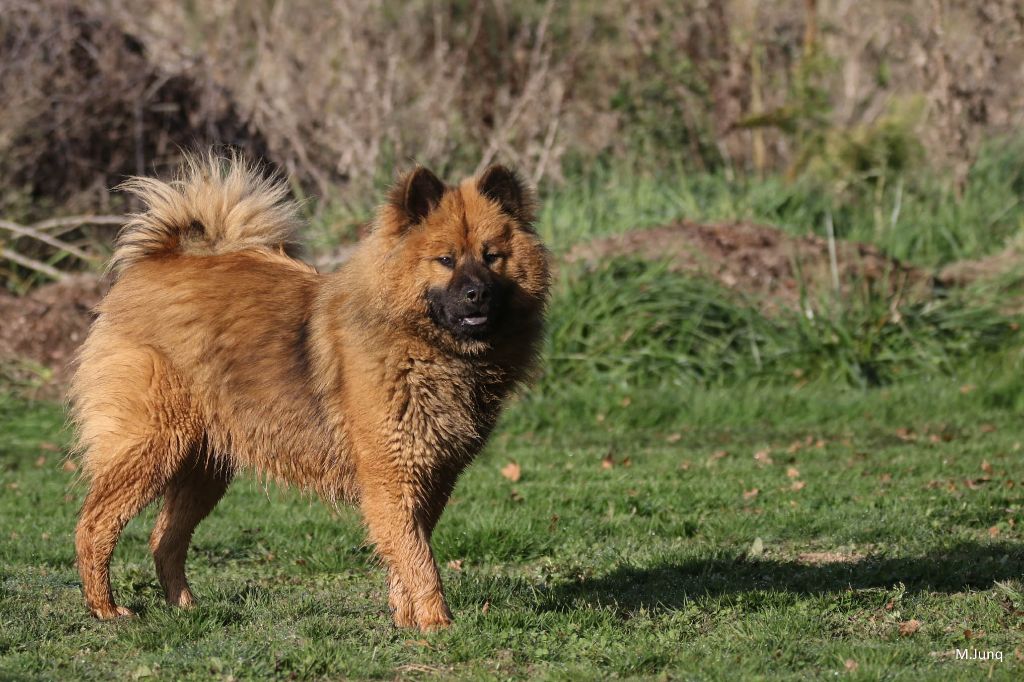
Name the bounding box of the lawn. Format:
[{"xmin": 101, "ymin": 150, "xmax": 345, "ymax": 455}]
[
  {"xmin": 4, "ymin": 150, "xmax": 1024, "ymax": 679},
  {"xmin": 2, "ymin": 353, "xmax": 1024, "ymax": 680}
]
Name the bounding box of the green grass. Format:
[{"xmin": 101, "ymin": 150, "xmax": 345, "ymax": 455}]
[
  {"xmin": 3, "ymin": 349, "xmax": 1024, "ymax": 680},
  {"xmin": 536, "ymin": 137, "xmax": 1024, "ymax": 265},
  {"xmin": 5, "ymin": 147, "xmax": 1024, "ymax": 678}
]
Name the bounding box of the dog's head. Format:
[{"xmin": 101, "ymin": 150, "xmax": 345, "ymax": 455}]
[{"xmin": 364, "ymin": 164, "xmax": 550, "ymax": 356}]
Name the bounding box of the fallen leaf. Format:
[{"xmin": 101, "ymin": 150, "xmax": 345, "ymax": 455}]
[
  {"xmin": 404, "ymin": 639, "xmax": 431, "ymax": 648},
  {"xmin": 619, "ymin": 396, "xmax": 632, "ymax": 407},
  {"xmin": 790, "ymin": 480, "xmax": 806, "ymax": 491},
  {"xmin": 786, "ymin": 467, "xmax": 800, "ymax": 479},
  {"xmin": 895, "ymin": 428, "xmax": 916, "ymax": 442},
  {"xmin": 844, "ymin": 659, "xmax": 859, "ymax": 672},
  {"xmin": 743, "ymin": 488, "xmax": 760, "ymax": 500},
  {"xmin": 707, "ymin": 450, "xmax": 729, "ymax": 466},
  {"xmin": 447, "ymin": 559, "xmax": 463, "ymax": 572},
  {"xmin": 620, "ymin": 456, "xmax": 632, "ymax": 468},
  {"xmin": 960, "ymin": 383, "xmax": 976, "ymax": 394},
  {"xmin": 754, "ymin": 449, "xmax": 773, "ymax": 465},
  {"xmin": 665, "ymin": 433, "xmax": 682, "ymax": 443},
  {"xmin": 679, "ymin": 461, "xmax": 692, "ymax": 471},
  {"xmin": 601, "ymin": 454, "xmax": 615, "ymax": 470},
  {"xmin": 879, "ymin": 473, "xmax": 892, "ymax": 484},
  {"xmin": 982, "ymin": 460, "xmax": 993, "ymax": 475},
  {"xmin": 980, "ymin": 423, "xmax": 997, "ymax": 433},
  {"xmin": 899, "ymin": 619, "xmax": 921, "ymax": 636},
  {"xmin": 748, "ymin": 537, "xmax": 764, "ymax": 557},
  {"xmin": 500, "ymin": 461, "xmax": 521, "ymax": 482},
  {"xmin": 62, "ymin": 460, "xmax": 78, "ymax": 472},
  {"xmin": 34, "ymin": 456, "xmax": 47, "ymax": 468},
  {"xmin": 989, "ymin": 525, "xmax": 1001, "ymax": 538},
  {"xmin": 38, "ymin": 442, "xmax": 59, "ymax": 452},
  {"xmin": 481, "ymin": 601, "xmax": 490, "ymax": 615}
]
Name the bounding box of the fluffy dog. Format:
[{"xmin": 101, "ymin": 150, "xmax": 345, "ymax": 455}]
[{"xmin": 70, "ymin": 153, "xmax": 550, "ymax": 631}]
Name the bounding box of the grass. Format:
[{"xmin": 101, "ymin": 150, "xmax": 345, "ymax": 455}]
[
  {"xmin": 535, "ymin": 137, "xmax": 1024, "ymax": 265},
  {"xmin": 4, "ymin": 147, "xmax": 1024, "ymax": 678},
  {"xmin": 3, "ymin": 347, "xmax": 1024, "ymax": 679}
]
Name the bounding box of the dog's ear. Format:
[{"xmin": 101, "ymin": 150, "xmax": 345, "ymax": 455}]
[
  {"xmin": 477, "ymin": 165, "xmax": 534, "ymax": 225},
  {"xmin": 390, "ymin": 166, "xmax": 446, "ymax": 226}
]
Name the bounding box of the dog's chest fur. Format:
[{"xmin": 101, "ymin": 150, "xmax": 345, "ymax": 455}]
[{"xmin": 382, "ymin": 349, "xmax": 508, "ymax": 474}]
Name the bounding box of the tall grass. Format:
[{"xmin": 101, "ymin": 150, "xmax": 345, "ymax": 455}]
[
  {"xmin": 541, "ymin": 259, "xmax": 1020, "ymax": 393},
  {"xmin": 536, "ymin": 137, "xmax": 1024, "ymax": 265}
]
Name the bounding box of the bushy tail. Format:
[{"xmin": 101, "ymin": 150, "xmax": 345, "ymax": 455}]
[{"xmin": 111, "ymin": 152, "xmax": 301, "ymax": 274}]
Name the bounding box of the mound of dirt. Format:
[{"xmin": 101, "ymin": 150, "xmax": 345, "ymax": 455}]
[
  {"xmin": 566, "ymin": 221, "xmax": 933, "ymax": 311},
  {"xmin": 0, "ymin": 275, "xmax": 106, "ymax": 393}
]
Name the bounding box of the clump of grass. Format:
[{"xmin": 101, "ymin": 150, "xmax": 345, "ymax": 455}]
[{"xmin": 541, "ymin": 258, "xmax": 1020, "ymax": 393}]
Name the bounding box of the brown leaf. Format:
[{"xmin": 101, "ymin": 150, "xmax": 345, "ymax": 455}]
[
  {"xmin": 981, "ymin": 460, "xmax": 993, "ymax": 474},
  {"xmin": 481, "ymin": 601, "xmax": 490, "ymax": 615},
  {"xmin": 38, "ymin": 442, "xmax": 59, "ymax": 452},
  {"xmin": 665, "ymin": 433, "xmax": 682, "ymax": 444},
  {"xmin": 447, "ymin": 559, "xmax": 463, "ymax": 572},
  {"xmin": 786, "ymin": 467, "xmax": 800, "ymax": 479},
  {"xmin": 619, "ymin": 396, "xmax": 632, "ymax": 407},
  {"xmin": 621, "ymin": 457, "xmax": 632, "ymax": 468},
  {"xmin": 743, "ymin": 488, "xmax": 760, "ymax": 500},
  {"xmin": 844, "ymin": 659, "xmax": 859, "ymax": 672},
  {"xmin": 62, "ymin": 460, "xmax": 78, "ymax": 472},
  {"xmin": 754, "ymin": 449, "xmax": 773, "ymax": 466},
  {"xmin": 500, "ymin": 461, "xmax": 521, "ymax": 482},
  {"xmin": 678, "ymin": 461, "xmax": 692, "ymax": 471},
  {"xmin": 707, "ymin": 450, "xmax": 729, "ymax": 466},
  {"xmin": 895, "ymin": 428, "xmax": 916, "ymax": 442},
  {"xmin": 790, "ymin": 480, "xmax": 806, "ymax": 491},
  {"xmin": 960, "ymin": 383, "xmax": 976, "ymax": 394},
  {"xmin": 989, "ymin": 525, "xmax": 1001, "ymax": 538},
  {"xmin": 980, "ymin": 423, "xmax": 997, "ymax": 433},
  {"xmin": 898, "ymin": 619, "xmax": 921, "ymax": 636},
  {"xmin": 601, "ymin": 454, "xmax": 615, "ymax": 470},
  {"xmin": 879, "ymin": 473, "xmax": 892, "ymax": 484},
  {"xmin": 34, "ymin": 456, "xmax": 47, "ymax": 468}
]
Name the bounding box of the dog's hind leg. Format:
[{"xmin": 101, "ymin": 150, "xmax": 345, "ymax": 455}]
[
  {"xmin": 73, "ymin": 345, "xmax": 199, "ymax": 620},
  {"xmin": 75, "ymin": 434, "xmax": 190, "ymax": 619},
  {"xmin": 150, "ymin": 452, "xmax": 232, "ymax": 607}
]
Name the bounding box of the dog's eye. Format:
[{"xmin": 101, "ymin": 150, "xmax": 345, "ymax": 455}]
[
  {"xmin": 483, "ymin": 252, "xmax": 503, "ymax": 265},
  {"xmin": 436, "ymin": 255, "xmax": 455, "ymax": 269}
]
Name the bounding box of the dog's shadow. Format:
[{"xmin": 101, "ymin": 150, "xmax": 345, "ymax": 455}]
[{"xmin": 539, "ymin": 541, "xmax": 1024, "ymax": 614}]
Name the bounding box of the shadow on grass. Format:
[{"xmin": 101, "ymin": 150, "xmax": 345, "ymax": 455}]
[{"xmin": 547, "ymin": 542, "xmax": 1024, "ymax": 613}]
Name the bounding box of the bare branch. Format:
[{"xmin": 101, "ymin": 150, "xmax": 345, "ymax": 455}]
[
  {"xmin": 0, "ymin": 219, "xmax": 99, "ymax": 262},
  {"xmin": 0, "ymin": 247, "xmax": 67, "ymax": 281}
]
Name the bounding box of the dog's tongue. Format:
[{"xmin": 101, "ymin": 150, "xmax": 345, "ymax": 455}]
[{"xmin": 462, "ymin": 316, "xmax": 487, "ymax": 326}]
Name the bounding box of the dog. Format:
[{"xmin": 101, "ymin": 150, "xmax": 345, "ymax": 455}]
[{"xmin": 70, "ymin": 152, "xmax": 550, "ymax": 631}]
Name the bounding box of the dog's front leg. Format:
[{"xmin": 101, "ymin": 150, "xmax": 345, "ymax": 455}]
[{"xmin": 360, "ymin": 483, "xmax": 452, "ymax": 631}]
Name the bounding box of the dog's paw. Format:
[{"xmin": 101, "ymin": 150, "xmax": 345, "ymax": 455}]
[{"xmin": 92, "ymin": 604, "xmax": 136, "ymax": 620}]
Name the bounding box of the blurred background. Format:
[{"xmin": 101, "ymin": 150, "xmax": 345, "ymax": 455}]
[{"xmin": 2, "ymin": 0, "xmax": 1024, "ymax": 396}]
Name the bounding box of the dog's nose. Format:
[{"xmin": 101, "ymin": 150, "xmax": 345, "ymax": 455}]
[{"xmin": 463, "ymin": 281, "xmax": 490, "ymax": 304}]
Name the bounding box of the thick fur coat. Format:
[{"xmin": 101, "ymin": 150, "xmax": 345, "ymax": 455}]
[{"xmin": 70, "ymin": 153, "xmax": 550, "ymax": 630}]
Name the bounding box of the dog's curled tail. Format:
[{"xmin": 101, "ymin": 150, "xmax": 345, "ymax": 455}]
[{"xmin": 111, "ymin": 152, "xmax": 300, "ymax": 273}]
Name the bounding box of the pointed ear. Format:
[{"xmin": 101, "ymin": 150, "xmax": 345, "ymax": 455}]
[
  {"xmin": 477, "ymin": 165, "xmax": 534, "ymax": 225},
  {"xmin": 390, "ymin": 166, "xmax": 446, "ymax": 225}
]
